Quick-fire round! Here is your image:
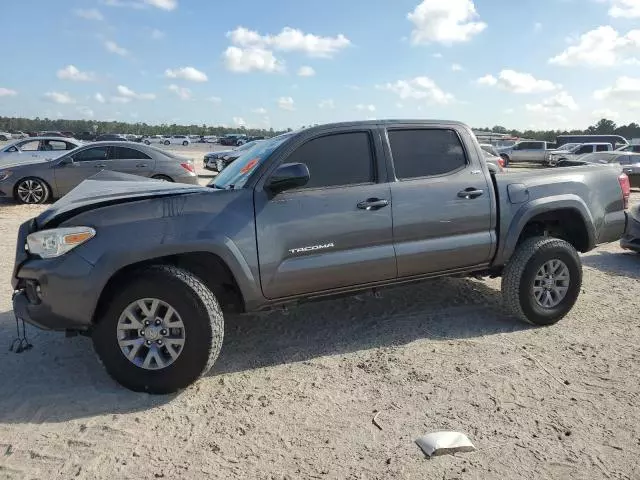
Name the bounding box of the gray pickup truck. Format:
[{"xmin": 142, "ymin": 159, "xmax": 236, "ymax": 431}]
[{"xmin": 11, "ymin": 120, "xmax": 629, "ymax": 393}]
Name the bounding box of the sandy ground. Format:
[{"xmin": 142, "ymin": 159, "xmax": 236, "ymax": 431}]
[{"xmin": 0, "ymin": 147, "xmax": 639, "ymax": 479}]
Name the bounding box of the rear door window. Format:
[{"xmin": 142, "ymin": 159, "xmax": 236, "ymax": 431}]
[
  {"xmin": 388, "ymin": 129, "xmax": 467, "ymax": 179},
  {"xmin": 113, "ymin": 146, "xmax": 151, "ymax": 160},
  {"xmin": 73, "ymin": 146, "xmax": 110, "ymax": 162}
]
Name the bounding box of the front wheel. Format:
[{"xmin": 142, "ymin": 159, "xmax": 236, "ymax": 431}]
[
  {"xmin": 92, "ymin": 265, "xmax": 224, "ymax": 393},
  {"xmin": 182, "ymin": 141, "xmax": 188, "ymax": 146},
  {"xmin": 502, "ymin": 236, "xmax": 582, "ymax": 326},
  {"xmin": 144, "ymin": 140, "xmax": 151, "ymax": 145},
  {"xmin": 14, "ymin": 177, "xmax": 50, "ymax": 204},
  {"xmin": 164, "ymin": 140, "xmax": 170, "ymax": 146}
]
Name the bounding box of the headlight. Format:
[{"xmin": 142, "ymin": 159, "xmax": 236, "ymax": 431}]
[
  {"xmin": 0, "ymin": 170, "xmax": 12, "ymax": 181},
  {"xmin": 26, "ymin": 227, "xmax": 96, "ymax": 259}
]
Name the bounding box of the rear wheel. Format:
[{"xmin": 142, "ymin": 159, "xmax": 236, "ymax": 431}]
[
  {"xmin": 502, "ymin": 236, "xmax": 581, "ymax": 326},
  {"xmin": 92, "ymin": 265, "xmax": 224, "ymax": 393},
  {"xmin": 144, "ymin": 140, "xmax": 151, "ymax": 145},
  {"xmin": 182, "ymin": 141, "xmax": 188, "ymax": 146},
  {"xmin": 152, "ymin": 174, "xmax": 174, "ymax": 182},
  {"xmin": 164, "ymin": 140, "xmax": 170, "ymax": 146},
  {"xmin": 14, "ymin": 177, "xmax": 50, "ymax": 204}
]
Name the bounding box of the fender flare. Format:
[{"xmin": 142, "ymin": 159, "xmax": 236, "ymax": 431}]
[{"xmin": 497, "ymin": 195, "xmax": 596, "ymax": 265}]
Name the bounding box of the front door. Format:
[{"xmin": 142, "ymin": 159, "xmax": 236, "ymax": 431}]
[
  {"xmin": 53, "ymin": 145, "xmax": 111, "ymax": 195},
  {"xmin": 385, "ymin": 127, "xmax": 494, "ymax": 276},
  {"xmin": 254, "ymin": 129, "xmax": 396, "ymax": 299}
]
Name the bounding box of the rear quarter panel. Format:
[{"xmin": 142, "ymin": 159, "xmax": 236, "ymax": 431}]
[{"xmin": 493, "ymin": 164, "xmax": 625, "ymax": 266}]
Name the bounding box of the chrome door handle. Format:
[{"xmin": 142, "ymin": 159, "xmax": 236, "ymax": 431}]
[
  {"xmin": 357, "ymin": 198, "xmax": 389, "ymax": 210},
  {"xmin": 136, "ymin": 163, "xmax": 148, "ymax": 168}
]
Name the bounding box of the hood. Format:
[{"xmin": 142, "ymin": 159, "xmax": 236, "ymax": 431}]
[
  {"xmin": 0, "ymin": 155, "xmax": 52, "ymax": 169},
  {"xmin": 36, "ymin": 170, "xmax": 209, "ymax": 227}
]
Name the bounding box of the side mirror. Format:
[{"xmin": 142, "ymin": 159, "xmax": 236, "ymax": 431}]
[{"xmin": 267, "ymin": 163, "xmax": 310, "ymax": 192}]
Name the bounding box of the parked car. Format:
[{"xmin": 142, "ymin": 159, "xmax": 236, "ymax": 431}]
[
  {"xmin": 204, "ymin": 136, "xmax": 219, "ymax": 143},
  {"xmin": 220, "ymin": 134, "xmax": 248, "ymax": 146},
  {"xmin": 95, "ymin": 134, "xmax": 128, "ymax": 142},
  {"xmin": 546, "ymin": 143, "xmax": 613, "ymax": 166},
  {"xmin": 556, "ymin": 134, "xmax": 628, "ymax": 149},
  {"xmin": 170, "ymin": 135, "xmax": 191, "ymax": 146},
  {"xmin": 202, "ymin": 140, "xmax": 261, "ymax": 171},
  {"xmin": 0, "ymin": 142, "xmax": 197, "ymax": 204},
  {"xmin": 0, "ymin": 137, "xmax": 82, "ymax": 161},
  {"xmin": 616, "ymin": 144, "xmax": 640, "ymax": 154},
  {"xmin": 10, "ymin": 120, "xmax": 629, "ymax": 393},
  {"xmin": 214, "ymin": 140, "xmax": 266, "ymax": 172},
  {"xmin": 39, "ymin": 131, "xmax": 65, "ymax": 137},
  {"xmin": 76, "ymin": 131, "xmax": 96, "ymax": 141},
  {"xmin": 142, "ymin": 135, "xmax": 163, "ymax": 145},
  {"xmin": 621, "ymin": 202, "xmax": 640, "ymax": 253},
  {"xmin": 496, "ymin": 140, "xmax": 551, "ymax": 166},
  {"xmin": 0, "ymin": 131, "xmax": 12, "ymax": 141},
  {"xmin": 10, "ymin": 131, "xmax": 28, "ymax": 139},
  {"xmin": 479, "ymin": 144, "xmax": 505, "ymax": 173},
  {"xmin": 555, "ymin": 151, "xmax": 640, "ymax": 187}
]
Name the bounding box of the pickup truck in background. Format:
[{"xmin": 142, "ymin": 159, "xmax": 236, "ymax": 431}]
[
  {"xmin": 545, "ymin": 142, "xmax": 614, "ymax": 166},
  {"xmin": 11, "ymin": 120, "xmax": 630, "ymax": 393},
  {"xmin": 496, "ymin": 140, "xmax": 551, "ymax": 166}
]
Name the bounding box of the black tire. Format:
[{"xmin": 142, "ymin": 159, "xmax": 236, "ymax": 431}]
[
  {"xmin": 500, "ymin": 154, "xmax": 510, "ymax": 167},
  {"xmin": 144, "ymin": 140, "xmax": 151, "ymax": 145},
  {"xmin": 182, "ymin": 141, "xmax": 188, "ymax": 146},
  {"xmin": 164, "ymin": 140, "xmax": 170, "ymax": 146},
  {"xmin": 92, "ymin": 265, "xmax": 224, "ymax": 393},
  {"xmin": 502, "ymin": 236, "xmax": 582, "ymax": 326},
  {"xmin": 152, "ymin": 174, "xmax": 174, "ymax": 182},
  {"xmin": 14, "ymin": 177, "xmax": 50, "ymax": 204}
]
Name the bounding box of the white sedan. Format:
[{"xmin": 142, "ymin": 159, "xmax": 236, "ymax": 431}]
[{"xmin": 0, "ymin": 137, "xmax": 83, "ymax": 161}]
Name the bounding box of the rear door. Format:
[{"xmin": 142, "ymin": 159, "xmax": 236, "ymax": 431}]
[
  {"xmin": 111, "ymin": 146, "xmax": 156, "ymax": 177},
  {"xmin": 510, "ymin": 142, "xmax": 530, "ymax": 162},
  {"xmin": 385, "ymin": 127, "xmax": 494, "ymax": 276},
  {"xmin": 254, "ymin": 128, "xmax": 396, "ymax": 299},
  {"xmin": 53, "ymin": 145, "xmax": 111, "ymax": 195}
]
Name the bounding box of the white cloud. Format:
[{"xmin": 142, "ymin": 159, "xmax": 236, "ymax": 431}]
[
  {"xmin": 227, "ymin": 26, "xmax": 351, "ymax": 58},
  {"xmin": 318, "ymin": 99, "xmax": 335, "ymax": 109},
  {"xmin": 164, "ymin": 66, "xmax": 208, "ymax": 82},
  {"xmin": 476, "ymin": 70, "xmax": 559, "ymax": 93},
  {"xmin": 207, "ymin": 96, "xmax": 222, "ymax": 103},
  {"xmin": 76, "ymin": 106, "xmax": 94, "ymax": 118},
  {"xmin": 150, "ymin": 29, "xmax": 165, "ymax": 40},
  {"xmin": 252, "ymin": 107, "xmax": 267, "ymax": 114},
  {"xmin": 44, "ymin": 92, "xmax": 76, "ymax": 104},
  {"xmin": 477, "ymin": 74, "xmax": 497, "ymax": 86},
  {"xmin": 104, "ymin": 40, "xmax": 129, "ymax": 56},
  {"xmin": 592, "ymin": 108, "xmax": 620, "ymax": 120},
  {"xmin": 525, "ymin": 91, "xmax": 578, "ymax": 112},
  {"xmin": 233, "ymin": 117, "xmax": 246, "ymax": 127},
  {"xmin": 356, "ymin": 104, "xmax": 376, "ymax": 112},
  {"xmin": 116, "ymin": 85, "xmax": 155, "ymax": 100},
  {"xmin": 549, "ymin": 26, "xmax": 640, "ymax": 67},
  {"xmin": 110, "ymin": 96, "xmax": 132, "ymax": 104},
  {"xmin": 223, "ymin": 46, "xmax": 284, "ymax": 73},
  {"xmin": 0, "ymin": 87, "xmax": 17, "ymax": 97},
  {"xmin": 57, "ymin": 65, "xmax": 95, "ymax": 81},
  {"xmin": 608, "ymin": 0, "xmax": 640, "ymax": 18},
  {"xmin": 594, "ymin": 76, "xmax": 640, "ymax": 102},
  {"xmin": 378, "ymin": 76, "xmax": 455, "ymax": 104},
  {"xmin": 168, "ymin": 84, "xmax": 191, "ymax": 100},
  {"xmin": 297, "ymin": 66, "xmax": 316, "ymax": 77},
  {"xmin": 451, "ymin": 63, "xmax": 463, "ymax": 71},
  {"xmin": 144, "ymin": 0, "xmax": 177, "ymax": 10},
  {"xmin": 74, "ymin": 8, "xmax": 104, "ymax": 20},
  {"xmin": 407, "ymin": 0, "xmax": 487, "ymax": 45},
  {"xmin": 278, "ymin": 96, "xmax": 295, "ymax": 111},
  {"xmin": 95, "ymin": 93, "xmax": 106, "ymax": 103}
]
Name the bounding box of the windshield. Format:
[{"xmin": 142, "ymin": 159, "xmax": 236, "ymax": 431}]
[{"xmin": 209, "ymin": 134, "xmax": 293, "ymax": 189}]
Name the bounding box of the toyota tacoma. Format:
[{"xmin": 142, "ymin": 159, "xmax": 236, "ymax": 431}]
[{"xmin": 11, "ymin": 120, "xmax": 630, "ymax": 393}]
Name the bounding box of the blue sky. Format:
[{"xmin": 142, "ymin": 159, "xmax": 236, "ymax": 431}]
[{"xmin": 1, "ymin": 0, "xmax": 640, "ymax": 130}]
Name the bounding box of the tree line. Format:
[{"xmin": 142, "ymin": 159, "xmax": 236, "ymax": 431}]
[
  {"xmin": 480, "ymin": 118, "xmax": 640, "ymax": 142},
  {"xmin": 1, "ymin": 116, "xmax": 639, "ymax": 141},
  {"xmin": 0, "ymin": 116, "xmax": 290, "ymax": 138}
]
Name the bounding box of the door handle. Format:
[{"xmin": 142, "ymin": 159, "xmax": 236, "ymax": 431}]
[
  {"xmin": 457, "ymin": 188, "xmax": 484, "ymax": 199},
  {"xmin": 136, "ymin": 163, "xmax": 148, "ymax": 168},
  {"xmin": 357, "ymin": 198, "xmax": 389, "ymax": 210}
]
